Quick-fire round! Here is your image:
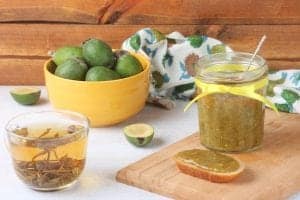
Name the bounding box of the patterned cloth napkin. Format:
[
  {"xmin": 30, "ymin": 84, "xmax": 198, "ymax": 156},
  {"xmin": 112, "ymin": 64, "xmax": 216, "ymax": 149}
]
[
  {"xmin": 267, "ymin": 70, "xmax": 300, "ymax": 113},
  {"xmin": 122, "ymin": 28, "xmax": 300, "ymax": 113}
]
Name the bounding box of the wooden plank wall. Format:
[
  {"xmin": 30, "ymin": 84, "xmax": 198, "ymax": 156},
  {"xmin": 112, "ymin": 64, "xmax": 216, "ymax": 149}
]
[{"xmin": 0, "ymin": 0, "xmax": 300, "ymax": 85}]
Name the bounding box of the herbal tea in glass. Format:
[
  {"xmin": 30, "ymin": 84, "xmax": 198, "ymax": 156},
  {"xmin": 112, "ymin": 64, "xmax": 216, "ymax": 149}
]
[{"xmin": 5, "ymin": 111, "xmax": 89, "ymax": 191}]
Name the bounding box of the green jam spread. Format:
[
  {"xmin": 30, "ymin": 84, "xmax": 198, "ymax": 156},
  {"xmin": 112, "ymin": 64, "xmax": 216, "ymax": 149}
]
[{"xmin": 176, "ymin": 149, "xmax": 240, "ymax": 173}]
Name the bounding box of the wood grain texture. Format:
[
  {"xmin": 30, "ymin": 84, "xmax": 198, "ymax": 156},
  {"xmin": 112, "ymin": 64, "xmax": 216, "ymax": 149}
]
[
  {"xmin": 0, "ymin": 0, "xmax": 113, "ymax": 24},
  {"xmin": 0, "ymin": 24, "xmax": 299, "ymax": 59},
  {"xmin": 1, "ymin": 0, "xmax": 300, "ymax": 25},
  {"xmin": 115, "ymin": 0, "xmax": 300, "ymax": 25},
  {"xmin": 0, "ymin": 24, "xmax": 299, "ymax": 84},
  {"xmin": 116, "ymin": 110, "xmax": 300, "ymax": 200},
  {"xmin": 100, "ymin": 0, "xmax": 140, "ymax": 24},
  {"xmin": 2, "ymin": 59, "xmax": 300, "ymax": 85},
  {"xmin": 0, "ymin": 58, "xmax": 46, "ymax": 85}
]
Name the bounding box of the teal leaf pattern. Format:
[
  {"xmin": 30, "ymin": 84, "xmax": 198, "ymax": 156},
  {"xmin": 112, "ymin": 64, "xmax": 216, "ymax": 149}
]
[
  {"xmin": 172, "ymin": 83, "xmax": 195, "ymax": 100},
  {"xmin": 142, "ymin": 46, "xmax": 151, "ymax": 56},
  {"xmin": 206, "ymin": 44, "xmax": 211, "ymax": 54},
  {"xmin": 179, "ymin": 62, "xmax": 190, "ymax": 80},
  {"xmin": 142, "ymin": 45, "xmax": 157, "ymax": 58},
  {"xmin": 174, "ymin": 83, "xmax": 194, "ymax": 93},
  {"xmin": 151, "ymin": 49, "xmax": 157, "ymax": 58},
  {"xmin": 290, "ymin": 72, "xmax": 300, "ymax": 86},
  {"xmin": 162, "ymin": 53, "xmax": 173, "ymax": 68},
  {"xmin": 162, "ymin": 73, "xmax": 170, "ymax": 83},
  {"xmin": 145, "ymin": 29, "xmax": 155, "ymax": 44},
  {"xmin": 281, "ymin": 72, "xmax": 288, "ymax": 79}
]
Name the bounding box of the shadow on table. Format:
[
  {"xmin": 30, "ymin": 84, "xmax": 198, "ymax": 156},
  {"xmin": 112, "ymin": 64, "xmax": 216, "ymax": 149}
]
[
  {"xmin": 55, "ymin": 170, "xmax": 106, "ymax": 195},
  {"xmin": 36, "ymin": 97, "xmax": 48, "ymax": 106},
  {"xmin": 144, "ymin": 137, "xmax": 165, "ymax": 149}
]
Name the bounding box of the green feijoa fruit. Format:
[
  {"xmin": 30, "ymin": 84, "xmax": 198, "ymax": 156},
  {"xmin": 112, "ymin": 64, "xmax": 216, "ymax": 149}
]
[
  {"xmin": 52, "ymin": 46, "xmax": 83, "ymax": 66},
  {"xmin": 115, "ymin": 54, "xmax": 143, "ymax": 78},
  {"xmin": 124, "ymin": 123, "xmax": 154, "ymax": 147},
  {"xmin": 85, "ymin": 66, "xmax": 120, "ymax": 81},
  {"xmin": 114, "ymin": 49, "xmax": 130, "ymax": 60},
  {"xmin": 82, "ymin": 38, "xmax": 114, "ymax": 67},
  {"xmin": 109, "ymin": 50, "xmax": 130, "ymax": 69},
  {"xmin": 54, "ymin": 58, "xmax": 88, "ymax": 81},
  {"xmin": 10, "ymin": 87, "xmax": 41, "ymax": 105}
]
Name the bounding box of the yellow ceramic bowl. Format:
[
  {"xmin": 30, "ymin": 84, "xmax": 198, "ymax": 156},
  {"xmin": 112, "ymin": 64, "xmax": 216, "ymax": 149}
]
[{"xmin": 44, "ymin": 52, "xmax": 150, "ymax": 127}]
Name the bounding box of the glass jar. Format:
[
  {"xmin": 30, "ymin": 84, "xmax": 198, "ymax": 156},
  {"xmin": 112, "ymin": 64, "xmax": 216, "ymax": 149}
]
[
  {"xmin": 5, "ymin": 110, "xmax": 89, "ymax": 191},
  {"xmin": 195, "ymin": 52, "xmax": 268, "ymax": 152}
]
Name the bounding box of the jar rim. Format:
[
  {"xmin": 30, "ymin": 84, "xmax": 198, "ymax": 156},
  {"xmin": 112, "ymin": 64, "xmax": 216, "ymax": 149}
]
[{"xmin": 195, "ymin": 52, "xmax": 268, "ymax": 83}]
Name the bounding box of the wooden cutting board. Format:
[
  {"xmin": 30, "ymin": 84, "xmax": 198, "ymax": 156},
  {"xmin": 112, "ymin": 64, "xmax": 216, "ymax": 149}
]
[{"xmin": 116, "ymin": 110, "xmax": 300, "ymax": 200}]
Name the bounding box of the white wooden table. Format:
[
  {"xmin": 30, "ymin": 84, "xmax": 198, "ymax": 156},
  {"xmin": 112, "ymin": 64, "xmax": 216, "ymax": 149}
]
[{"xmin": 0, "ymin": 86, "xmax": 299, "ymax": 200}]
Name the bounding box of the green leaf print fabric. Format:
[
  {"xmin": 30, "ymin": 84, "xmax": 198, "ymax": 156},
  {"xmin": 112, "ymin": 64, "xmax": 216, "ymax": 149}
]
[
  {"xmin": 268, "ymin": 70, "xmax": 300, "ymax": 113},
  {"xmin": 122, "ymin": 28, "xmax": 300, "ymax": 113}
]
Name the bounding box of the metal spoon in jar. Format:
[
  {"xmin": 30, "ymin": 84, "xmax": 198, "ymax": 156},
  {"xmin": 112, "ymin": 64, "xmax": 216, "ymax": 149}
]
[{"xmin": 247, "ymin": 35, "xmax": 267, "ymax": 70}]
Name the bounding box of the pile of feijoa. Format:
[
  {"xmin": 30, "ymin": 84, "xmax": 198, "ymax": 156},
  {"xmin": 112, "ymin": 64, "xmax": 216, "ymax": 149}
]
[{"xmin": 52, "ymin": 38, "xmax": 143, "ymax": 81}]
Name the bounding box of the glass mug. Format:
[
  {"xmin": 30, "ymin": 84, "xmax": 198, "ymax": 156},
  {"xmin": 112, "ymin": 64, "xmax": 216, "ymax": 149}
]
[
  {"xmin": 194, "ymin": 52, "xmax": 270, "ymax": 153},
  {"xmin": 5, "ymin": 110, "xmax": 89, "ymax": 191}
]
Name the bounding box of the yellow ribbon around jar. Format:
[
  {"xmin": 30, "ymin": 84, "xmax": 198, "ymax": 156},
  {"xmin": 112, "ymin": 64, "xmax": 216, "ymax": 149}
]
[{"xmin": 184, "ymin": 77, "xmax": 279, "ymax": 113}]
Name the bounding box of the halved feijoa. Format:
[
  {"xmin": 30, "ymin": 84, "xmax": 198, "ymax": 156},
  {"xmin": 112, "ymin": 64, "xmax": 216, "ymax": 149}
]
[
  {"xmin": 124, "ymin": 123, "xmax": 154, "ymax": 147},
  {"xmin": 10, "ymin": 87, "xmax": 41, "ymax": 105}
]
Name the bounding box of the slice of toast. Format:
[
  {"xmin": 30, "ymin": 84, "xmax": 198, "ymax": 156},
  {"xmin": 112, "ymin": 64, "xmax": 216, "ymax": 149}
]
[{"xmin": 173, "ymin": 149, "xmax": 245, "ymax": 183}]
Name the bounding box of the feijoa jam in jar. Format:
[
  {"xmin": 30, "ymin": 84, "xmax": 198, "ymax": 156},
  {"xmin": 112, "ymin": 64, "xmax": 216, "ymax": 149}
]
[{"xmin": 194, "ymin": 52, "xmax": 270, "ymax": 153}]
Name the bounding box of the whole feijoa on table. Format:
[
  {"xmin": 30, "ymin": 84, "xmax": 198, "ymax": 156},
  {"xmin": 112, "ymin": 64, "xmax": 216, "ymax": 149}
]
[
  {"xmin": 52, "ymin": 46, "xmax": 84, "ymax": 66},
  {"xmin": 50, "ymin": 38, "xmax": 143, "ymax": 82},
  {"xmin": 54, "ymin": 58, "xmax": 88, "ymax": 81},
  {"xmin": 124, "ymin": 123, "xmax": 154, "ymax": 147}
]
